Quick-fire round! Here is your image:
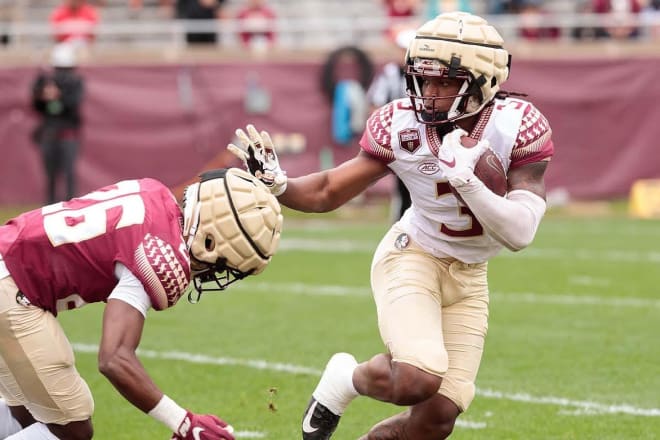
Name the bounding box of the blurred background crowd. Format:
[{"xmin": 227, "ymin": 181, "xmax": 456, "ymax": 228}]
[
  {"xmin": 1, "ymin": 0, "xmax": 659, "ymax": 54},
  {"xmin": 0, "ymin": 0, "xmax": 659, "ymax": 218}
]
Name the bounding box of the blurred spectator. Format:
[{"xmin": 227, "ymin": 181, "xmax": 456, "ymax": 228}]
[
  {"xmin": 236, "ymin": 0, "xmax": 277, "ymax": 51},
  {"xmin": 518, "ymin": 0, "xmax": 560, "ymax": 40},
  {"xmin": 486, "ymin": 0, "xmax": 522, "ymax": 13},
  {"xmin": 382, "ymin": 0, "xmax": 421, "ymax": 39},
  {"xmin": 320, "ymin": 46, "xmax": 373, "ymax": 145},
  {"xmin": 592, "ymin": 0, "xmax": 642, "ymax": 39},
  {"xmin": 641, "ymin": 0, "xmax": 660, "ymax": 38},
  {"xmin": 426, "ymin": 0, "xmax": 474, "ymax": 18},
  {"xmin": 573, "ymin": 0, "xmax": 598, "ymax": 39},
  {"xmin": 365, "ymin": 29, "xmax": 415, "ymax": 222},
  {"xmin": 176, "ymin": 0, "xmax": 227, "ymax": 44},
  {"xmin": 49, "ymin": 0, "xmax": 99, "ymax": 46},
  {"xmin": 0, "ymin": 2, "xmax": 15, "ymax": 45},
  {"xmin": 31, "ymin": 43, "xmax": 85, "ymax": 204},
  {"xmin": 128, "ymin": 0, "xmax": 175, "ymax": 18}
]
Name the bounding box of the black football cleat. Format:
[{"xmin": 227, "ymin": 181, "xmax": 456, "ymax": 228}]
[{"xmin": 301, "ymin": 397, "xmax": 341, "ymax": 440}]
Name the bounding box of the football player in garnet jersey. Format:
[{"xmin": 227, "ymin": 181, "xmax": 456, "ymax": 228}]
[
  {"xmin": 228, "ymin": 11, "xmax": 553, "ymax": 440},
  {"xmin": 0, "ymin": 168, "xmax": 282, "ymax": 440}
]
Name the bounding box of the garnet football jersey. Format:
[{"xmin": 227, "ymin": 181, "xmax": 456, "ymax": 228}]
[
  {"xmin": 0, "ymin": 179, "xmax": 190, "ymax": 315},
  {"xmin": 360, "ymin": 97, "xmax": 554, "ymax": 263}
]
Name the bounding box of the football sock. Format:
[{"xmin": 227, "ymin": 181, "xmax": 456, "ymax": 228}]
[
  {"xmin": 0, "ymin": 399, "xmax": 21, "ymax": 438},
  {"xmin": 312, "ymin": 352, "xmax": 359, "ymax": 415},
  {"xmin": 5, "ymin": 423, "xmax": 59, "ymax": 439}
]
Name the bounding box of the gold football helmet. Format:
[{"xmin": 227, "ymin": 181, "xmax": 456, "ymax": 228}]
[
  {"xmin": 405, "ymin": 12, "xmax": 511, "ymax": 124},
  {"xmin": 183, "ymin": 168, "xmax": 283, "ymax": 298}
]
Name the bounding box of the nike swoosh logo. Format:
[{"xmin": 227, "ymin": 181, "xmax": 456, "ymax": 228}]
[
  {"xmin": 438, "ymin": 156, "xmax": 456, "ymax": 168},
  {"xmin": 192, "ymin": 427, "xmax": 204, "ymax": 440},
  {"xmin": 302, "ymin": 400, "xmax": 319, "ymax": 433}
]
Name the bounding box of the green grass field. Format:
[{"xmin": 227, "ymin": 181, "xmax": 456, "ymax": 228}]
[{"xmin": 2, "ymin": 205, "xmax": 660, "ymax": 439}]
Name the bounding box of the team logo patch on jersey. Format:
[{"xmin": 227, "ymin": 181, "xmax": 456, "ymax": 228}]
[
  {"xmin": 418, "ymin": 162, "xmax": 440, "ymax": 175},
  {"xmin": 394, "ymin": 233, "xmax": 410, "ymax": 250},
  {"xmin": 398, "ymin": 129, "xmax": 421, "ymax": 154}
]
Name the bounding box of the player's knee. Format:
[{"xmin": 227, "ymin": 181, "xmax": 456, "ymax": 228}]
[
  {"xmin": 425, "ymin": 411, "xmax": 458, "ymax": 439},
  {"xmin": 391, "ymin": 339, "xmax": 448, "ymax": 379},
  {"xmin": 431, "ymin": 418, "xmax": 456, "ymax": 440},
  {"xmin": 48, "ymin": 418, "xmax": 93, "ymax": 440},
  {"xmin": 388, "ymin": 340, "xmax": 446, "ymax": 405},
  {"xmin": 390, "ymin": 363, "xmax": 442, "ymax": 405},
  {"xmin": 441, "ymin": 377, "xmax": 476, "ymax": 412}
]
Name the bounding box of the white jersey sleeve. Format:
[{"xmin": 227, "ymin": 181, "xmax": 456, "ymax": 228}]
[{"xmin": 109, "ymin": 262, "xmax": 153, "ymax": 317}]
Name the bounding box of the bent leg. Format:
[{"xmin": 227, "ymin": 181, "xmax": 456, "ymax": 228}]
[
  {"xmin": 359, "ymin": 394, "xmax": 459, "ymax": 440},
  {"xmin": 353, "ymin": 354, "xmax": 441, "ymax": 406},
  {"xmin": 368, "ymin": 226, "xmax": 449, "ymax": 405},
  {"xmin": 0, "ymin": 277, "xmax": 94, "ymax": 440}
]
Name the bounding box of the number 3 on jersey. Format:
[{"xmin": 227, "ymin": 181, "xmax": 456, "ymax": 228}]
[
  {"xmin": 42, "ymin": 180, "xmax": 146, "ymax": 246},
  {"xmin": 436, "ymin": 181, "xmax": 484, "ymax": 237}
]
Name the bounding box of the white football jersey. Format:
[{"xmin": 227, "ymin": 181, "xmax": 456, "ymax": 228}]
[{"xmin": 359, "ymin": 96, "xmax": 554, "ymax": 263}]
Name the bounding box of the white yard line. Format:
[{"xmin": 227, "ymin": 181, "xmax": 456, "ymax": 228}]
[
  {"xmin": 455, "ymin": 419, "xmax": 487, "ymax": 429},
  {"xmin": 278, "ymin": 238, "xmax": 660, "ymax": 263},
  {"xmin": 233, "ymin": 431, "xmax": 266, "ymax": 438},
  {"xmin": 234, "ymin": 281, "xmax": 660, "ymax": 308},
  {"xmin": 493, "ymin": 291, "xmax": 660, "ymax": 308},
  {"xmin": 71, "ymin": 343, "xmax": 660, "ymax": 418},
  {"xmin": 477, "ymin": 389, "xmax": 660, "ymax": 417},
  {"xmin": 568, "ymin": 276, "xmax": 611, "ymax": 287}
]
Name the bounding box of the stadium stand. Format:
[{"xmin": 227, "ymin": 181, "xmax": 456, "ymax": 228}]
[{"xmin": 2, "ymin": 0, "xmax": 658, "ymax": 55}]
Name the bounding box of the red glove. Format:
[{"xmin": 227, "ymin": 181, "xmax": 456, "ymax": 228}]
[{"xmin": 170, "ymin": 412, "xmax": 235, "ymax": 440}]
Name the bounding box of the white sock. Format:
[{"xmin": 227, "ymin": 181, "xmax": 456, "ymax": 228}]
[
  {"xmin": 312, "ymin": 353, "xmax": 359, "ymax": 415},
  {"xmin": 0, "ymin": 400, "xmax": 22, "ymax": 438},
  {"xmin": 5, "ymin": 423, "xmax": 59, "ymax": 439}
]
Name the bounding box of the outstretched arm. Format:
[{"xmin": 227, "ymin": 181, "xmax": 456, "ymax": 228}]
[
  {"xmin": 279, "ymin": 151, "xmax": 390, "ymax": 213},
  {"xmin": 228, "ymin": 125, "xmax": 390, "ymax": 213}
]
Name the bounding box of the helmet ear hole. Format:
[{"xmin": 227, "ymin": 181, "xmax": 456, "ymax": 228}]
[{"xmin": 205, "ymin": 235, "xmax": 215, "ymax": 251}]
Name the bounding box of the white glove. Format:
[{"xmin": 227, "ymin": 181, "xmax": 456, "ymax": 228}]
[
  {"xmin": 436, "ymin": 128, "xmax": 489, "ymax": 188},
  {"xmin": 227, "ymin": 124, "xmax": 288, "ymax": 196}
]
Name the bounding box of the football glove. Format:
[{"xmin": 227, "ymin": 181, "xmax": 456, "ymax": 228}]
[
  {"xmin": 227, "ymin": 124, "xmax": 288, "ymax": 196},
  {"xmin": 170, "ymin": 412, "xmax": 235, "ymax": 440},
  {"xmin": 436, "ymin": 128, "xmax": 490, "ymax": 188}
]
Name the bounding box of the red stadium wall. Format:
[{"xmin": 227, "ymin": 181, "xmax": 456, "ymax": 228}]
[{"xmin": 1, "ymin": 58, "xmax": 659, "ymax": 204}]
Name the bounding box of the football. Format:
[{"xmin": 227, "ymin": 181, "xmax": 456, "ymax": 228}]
[{"xmin": 450, "ymin": 136, "xmax": 507, "ymax": 204}]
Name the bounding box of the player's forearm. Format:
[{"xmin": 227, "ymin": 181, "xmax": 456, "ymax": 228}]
[
  {"xmin": 279, "ymin": 171, "xmax": 344, "ymax": 213},
  {"xmin": 456, "ymin": 182, "xmax": 546, "ymax": 251},
  {"xmin": 98, "ymin": 348, "xmax": 162, "ymax": 413}
]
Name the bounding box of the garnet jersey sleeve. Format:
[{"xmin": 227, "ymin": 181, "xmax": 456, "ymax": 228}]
[
  {"xmin": 129, "ymin": 232, "xmax": 189, "ymax": 310},
  {"xmin": 359, "ymin": 102, "xmax": 396, "ymax": 163},
  {"xmin": 116, "ymin": 178, "xmax": 191, "ymax": 311},
  {"xmin": 509, "ymin": 102, "xmax": 554, "ymax": 168}
]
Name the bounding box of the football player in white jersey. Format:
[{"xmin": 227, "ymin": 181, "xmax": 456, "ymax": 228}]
[{"xmin": 229, "ymin": 12, "xmax": 553, "ymax": 440}]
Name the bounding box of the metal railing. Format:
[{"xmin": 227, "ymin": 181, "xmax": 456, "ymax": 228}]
[{"xmin": 0, "ymin": 12, "xmax": 659, "ymax": 51}]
